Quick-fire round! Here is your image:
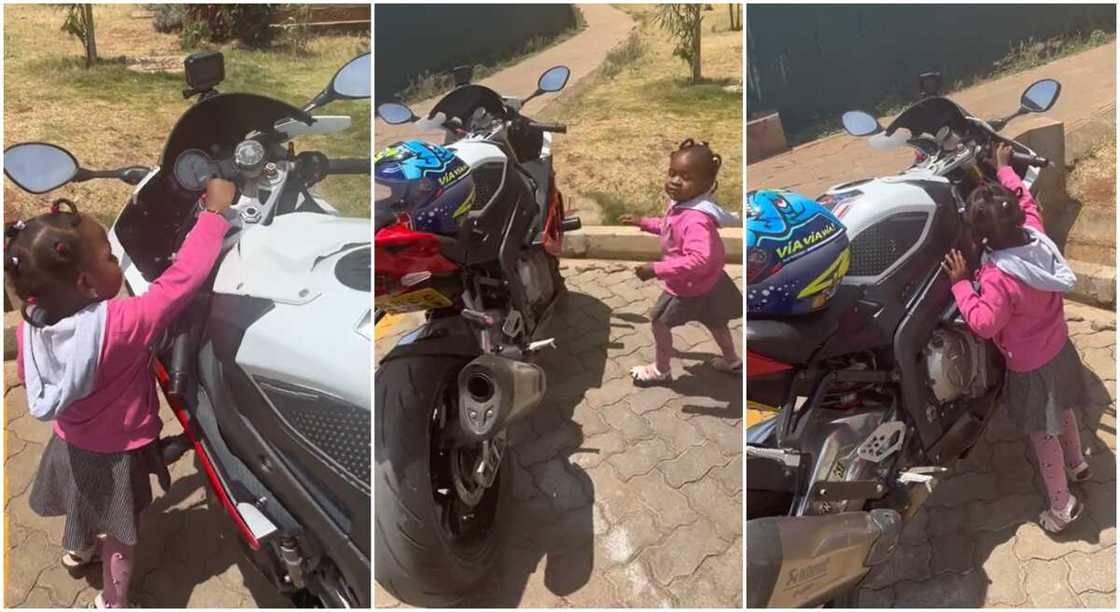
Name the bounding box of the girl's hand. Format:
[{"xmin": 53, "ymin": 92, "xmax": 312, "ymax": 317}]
[
  {"xmin": 942, "ymin": 249, "xmax": 970, "ymax": 283},
  {"xmin": 618, "ymin": 214, "xmax": 640, "ymax": 227},
  {"xmin": 203, "ymin": 178, "xmax": 237, "ymax": 213},
  {"xmin": 635, "ymin": 263, "xmax": 657, "ymax": 281},
  {"xmin": 990, "ymin": 142, "xmax": 1013, "ymax": 169}
]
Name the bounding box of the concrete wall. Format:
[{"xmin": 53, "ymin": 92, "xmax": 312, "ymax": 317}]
[
  {"xmin": 746, "ymin": 112, "xmax": 789, "ymax": 164},
  {"xmin": 746, "ymin": 4, "xmax": 1116, "ymax": 142},
  {"xmin": 374, "ymin": 4, "xmax": 579, "ymax": 102}
]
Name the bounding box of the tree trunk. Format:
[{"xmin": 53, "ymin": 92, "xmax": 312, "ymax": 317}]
[
  {"xmin": 82, "ymin": 5, "xmax": 97, "ymax": 68},
  {"xmin": 690, "ymin": 5, "xmax": 701, "ymax": 84}
]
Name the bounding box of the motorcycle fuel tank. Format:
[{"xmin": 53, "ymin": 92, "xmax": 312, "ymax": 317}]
[
  {"xmin": 819, "ymin": 171, "xmax": 954, "ymax": 284},
  {"xmin": 211, "ymin": 212, "xmax": 372, "ymax": 412}
]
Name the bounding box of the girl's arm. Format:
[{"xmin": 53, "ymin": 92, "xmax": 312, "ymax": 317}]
[
  {"xmin": 111, "ymin": 212, "xmax": 230, "ymax": 346},
  {"xmin": 652, "ymin": 218, "xmax": 713, "ymax": 281},
  {"xmin": 950, "ymin": 273, "xmax": 1013, "ymax": 340},
  {"xmin": 638, "ymin": 216, "xmax": 663, "ymax": 235},
  {"xmin": 996, "ymin": 166, "xmax": 1044, "ymax": 232}
]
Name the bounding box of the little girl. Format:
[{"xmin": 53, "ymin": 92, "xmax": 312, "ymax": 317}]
[
  {"xmin": 8, "ymin": 179, "xmax": 234, "ymax": 608},
  {"xmin": 943, "ymin": 142, "xmax": 1089, "ymax": 533},
  {"xmin": 620, "ymin": 138, "xmax": 742, "ymax": 385}
]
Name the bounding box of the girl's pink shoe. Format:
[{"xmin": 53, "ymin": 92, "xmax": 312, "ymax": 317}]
[{"xmin": 630, "ymin": 364, "xmax": 670, "ymax": 386}]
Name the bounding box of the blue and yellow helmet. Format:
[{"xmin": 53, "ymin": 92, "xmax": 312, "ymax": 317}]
[
  {"xmin": 746, "ymin": 189, "xmax": 849, "ymax": 316},
  {"xmin": 375, "ymin": 140, "xmax": 475, "ymax": 236}
]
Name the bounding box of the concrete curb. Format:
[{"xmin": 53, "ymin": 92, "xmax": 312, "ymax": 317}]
[
  {"xmin": 562, "ymin": 226, "xmax": 743, "ymax": 262},
  {"xmin": 1069, "ymin": 258, "xmax": 1116, "ymax": 309}
]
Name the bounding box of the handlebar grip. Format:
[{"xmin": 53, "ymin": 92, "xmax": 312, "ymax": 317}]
[
  {"xmin": 1011, "ymin": 151, "xmax": 1051, "ymax": 168},
  {"xmin": 167, "ymin": 328, "xmax": 192, "ymax": 399},
  {"xmin": 528, "ymin": 121, "xmax": 567, "ymax": 134},
  {"xmin": 327, "ymin": 158, "xmax": 371, "ymax": 175}
]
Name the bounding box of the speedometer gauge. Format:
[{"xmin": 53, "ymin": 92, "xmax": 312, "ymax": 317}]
[{"xmin": 173, "ymin": 148, "xmax": 216, "ymax": 192}]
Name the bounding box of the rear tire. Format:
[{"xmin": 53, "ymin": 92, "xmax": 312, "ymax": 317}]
[{"xmin": 374, "ymin": 355, "xmax": 512, "ymax": 607}]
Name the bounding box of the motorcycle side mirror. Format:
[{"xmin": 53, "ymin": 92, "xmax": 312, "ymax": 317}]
[
  {"xmin": 303, "ymin": 52, "xmax": 371, "ymax": 113},
  {"xmin": 1020, "ymin": 78, "xmax": 1061, "ymax": 113},
  {"xmin": 3, "ymin": 143, "xmax": 80, "ymax": 194},
  {"xmin": 841, "ymin": 111, "xmax": 882, "ymax": 137},
  {"xmin": 524, "ymin": 65, "xmax": 571, "ymax": 104},
  {"xmin": 377, "ymin": 103, "xmax": 418, "ymax": 125}
]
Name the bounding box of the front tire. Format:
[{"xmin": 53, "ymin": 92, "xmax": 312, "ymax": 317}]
[{"xmin": 374, "ymin": 355, "xmax": 512, "ymax": 607}]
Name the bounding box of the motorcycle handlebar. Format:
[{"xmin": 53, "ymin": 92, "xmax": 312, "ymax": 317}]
[
  {"xmin": 1011, "ymin": 150, "xmax": 1051, "ymax": 168},
  {"xmin": 528, "ymin": 120, "xmax": 567, "ymax": 134},
  {"xmin": 327, "ymin": 158, "xmax": 371, "ymax": 175}
]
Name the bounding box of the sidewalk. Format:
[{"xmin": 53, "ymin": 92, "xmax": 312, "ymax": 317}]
[
  {"xmin": 374, "ymin": 4, "xmax": 635, "ymax": 151},
  {"xmin": 749, "ymin": 41, "xmax": 1117, "ymax": 197}
]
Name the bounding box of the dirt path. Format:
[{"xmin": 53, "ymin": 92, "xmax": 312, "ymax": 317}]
[
  {"xmin": 748, "ymin": 41, "xmax": 1117, "ymax": 197},
  {"xmin": 374, "ymin": 4, "xmax": 635, "ymax": 150}
]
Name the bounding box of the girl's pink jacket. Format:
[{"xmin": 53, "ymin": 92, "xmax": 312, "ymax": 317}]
[
  {"xmin": 639, "ymin": 203, "xmax": 726, "ymax": 297},
  {"xmin": 17, "ymin": 212, "xmax": 229, "ymax": 453},
  {"xmin": 950, "ymin": 167, "xmax": 1068, "ymax": 372}
]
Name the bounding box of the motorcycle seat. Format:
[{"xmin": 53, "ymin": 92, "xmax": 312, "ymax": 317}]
[
  {"xmin": 748, "ymin": 312, "xmax": 837, "ymax": 365},
  {"xmin": 748, "ymin": 285, "xmax": 860, "ymax": 365}
]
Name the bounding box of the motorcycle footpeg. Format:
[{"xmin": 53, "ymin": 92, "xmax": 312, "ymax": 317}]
[
  {"xmin": 455, "ymin": 354, "xmax": 546, "ymax": 443},
  {"xmin": 810, "ymin": 479, "xmax": 889, "ymax": 502},
  {"xmin": 159, "ymin": 433, "xmax": 193, "ymax": 465}
]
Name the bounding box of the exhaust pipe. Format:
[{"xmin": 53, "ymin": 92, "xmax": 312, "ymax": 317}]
[
  {"xmin": 747, "ymin": 509, "xmax": 902, "ymax": 608},
  {"xmin": 457, "ymin": 354, "xmax": 546, "ymax": 442}
]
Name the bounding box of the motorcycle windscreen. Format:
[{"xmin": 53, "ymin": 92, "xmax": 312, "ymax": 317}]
[{"xmin": 115, "ymin": 93, "xmax": 305, "ymax": 282}]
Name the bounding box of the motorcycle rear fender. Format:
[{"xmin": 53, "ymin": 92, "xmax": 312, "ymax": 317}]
[{"xmin": 379, "ymin": 315, "xmax": 481, "ymax": 364}]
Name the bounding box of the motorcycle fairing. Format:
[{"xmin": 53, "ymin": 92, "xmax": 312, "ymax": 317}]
[{"xmin": 208, "ymin": 294, "xmax": 371, "ymax": 606}]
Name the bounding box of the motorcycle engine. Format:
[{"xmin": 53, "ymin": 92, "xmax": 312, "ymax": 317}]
[
  {"xmin": 518, "ymin": 250, "xmax": 556, "ymax": 308},
  {"xmin": 923, "ymin": 327, "xmax": 997, "ymax": 404}
]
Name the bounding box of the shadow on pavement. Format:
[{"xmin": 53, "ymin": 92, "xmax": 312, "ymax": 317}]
[
  {"xmin": 459, "ymin": 290, "xmax": 608, "ymax": 607},
  {"xmin": 67, "ymin": 461, "xmax": 293, "ymax": 608},
  {"xmin": 855, "ymin": 359, "xmax": 1116, "ymax": 607}
]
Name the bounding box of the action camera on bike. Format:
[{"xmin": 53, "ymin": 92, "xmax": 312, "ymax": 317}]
[{"xmin": 183, "ymin": 51, "xmax": 225, "ymax": 99}]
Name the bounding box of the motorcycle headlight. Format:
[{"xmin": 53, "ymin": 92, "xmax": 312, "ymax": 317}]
[{"xmin": 355, "ymin": 309, "xmax": 372, "ymax": 341}]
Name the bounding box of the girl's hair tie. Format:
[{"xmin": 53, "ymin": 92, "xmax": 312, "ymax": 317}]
[
  {"xmin": 54, "ymin": 241, "xmax": 69, "ymax": 257},
  {"xmin": 51, "ymin": 198, "xmax": 78, "ymax": 215},
  {"xmin": 5, "ymin": 255, "xmax": 18, "ymax": 271},
  {"xmin": 25, "ymin": 296, "xmax": 36, "ymax": 304}
]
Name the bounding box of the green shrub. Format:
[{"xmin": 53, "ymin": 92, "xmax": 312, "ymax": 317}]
[
  {"xmin": 150, "ymin": 4, "xmax": 186, "ymax": 33},
  {"xmin": 182, "ymin": 4, "xmax": 278, "ymax": 49}
]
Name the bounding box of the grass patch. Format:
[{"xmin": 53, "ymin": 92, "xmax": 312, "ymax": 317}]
[
  {"xmin": 544, "ymin": 4, "xmax": 742, "ymax": 223},
  {"xmin": 1065, "ymin": 133, "xmax": 1116, "ymax": 265},
  {"xmin": 4, "ymin": 4, "xmax": 370, "ymax": 224},
  {"xmin": 396, "ymin": 13, "xmax": 586, "ymax": 103},
  {"xmin": 786, "ymin": 29, "xmax": 1116, "ymax": 146}
]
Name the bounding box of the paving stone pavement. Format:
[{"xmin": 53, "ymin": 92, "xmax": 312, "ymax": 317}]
[
  {"xmin": 374, "ymin": 260, "xmax": 744, "ymax": 608},
  {"xmin": 4, "ymin": 362, "xmax": 293, "ymax": 608},
  {"xmin": 853, "ymin": 301, "xmax": 1116, "ymax": 608}
]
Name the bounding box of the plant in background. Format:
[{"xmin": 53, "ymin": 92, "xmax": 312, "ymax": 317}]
[
  {"xmin": 654, "ymin": 4, "xmax": 703, "ymax": 84},
  {"xmin": 60, "ymin": 4, "xmax": 97, "ymax": 68},
  {"xmin": 181, "ymin": 4, "xmax": 278, "ymax": 49},
  {"xmin": 281, "ymin": 5, "xmax": 315, "ymax": 56},
  {"xmin": 150, "ymin": 4, "xmax": 186, "ymax": 33},
  {"xmin": 727, "ymin": 4, "xmax": 742, "ymax": 32}
]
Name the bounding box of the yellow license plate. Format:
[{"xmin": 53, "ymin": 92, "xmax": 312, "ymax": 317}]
[
  {"xmin": 374, "ymin": 287, "xmax": 453, "ymax": 314},
  {"xmin": 747, "ymin": 400, "xmax": 780, "ymax": 428}
]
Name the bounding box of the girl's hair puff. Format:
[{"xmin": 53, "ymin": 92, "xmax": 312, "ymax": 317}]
[
  {"xmin": 671, "ymin": 138, "xmax": 722, "ymax": 193},
  {"xmin": 4, "ymin": 199, "xmax": 90, "ymax": 326}
]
